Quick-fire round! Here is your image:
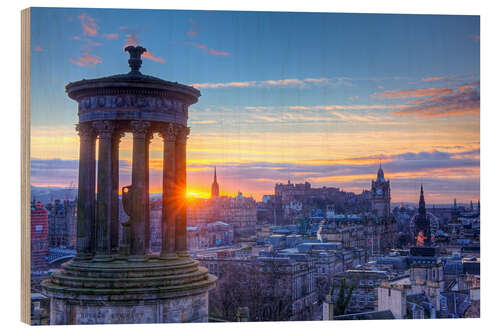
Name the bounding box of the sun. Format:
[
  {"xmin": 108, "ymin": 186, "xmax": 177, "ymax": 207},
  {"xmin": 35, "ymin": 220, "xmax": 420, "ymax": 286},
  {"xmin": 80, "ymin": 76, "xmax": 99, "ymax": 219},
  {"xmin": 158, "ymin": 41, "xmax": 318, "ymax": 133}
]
[{"xmin": 186, "ymin": 190, "xmax": 211, "ymax": 199}]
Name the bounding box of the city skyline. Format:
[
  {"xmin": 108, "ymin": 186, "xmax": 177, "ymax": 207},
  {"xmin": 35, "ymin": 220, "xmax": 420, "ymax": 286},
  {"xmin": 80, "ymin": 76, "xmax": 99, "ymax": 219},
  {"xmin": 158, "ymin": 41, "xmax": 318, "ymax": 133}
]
[{"xmin": 30, "ymin": 8, "xmax": 480, "ymax": 203}]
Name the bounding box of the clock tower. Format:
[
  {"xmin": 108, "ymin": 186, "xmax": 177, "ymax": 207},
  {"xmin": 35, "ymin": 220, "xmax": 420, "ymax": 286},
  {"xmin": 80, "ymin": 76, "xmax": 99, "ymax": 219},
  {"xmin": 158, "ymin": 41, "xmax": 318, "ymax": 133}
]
[{"xmin": 371, "ymin": 164, "xmax": 391, "ymax": 217}]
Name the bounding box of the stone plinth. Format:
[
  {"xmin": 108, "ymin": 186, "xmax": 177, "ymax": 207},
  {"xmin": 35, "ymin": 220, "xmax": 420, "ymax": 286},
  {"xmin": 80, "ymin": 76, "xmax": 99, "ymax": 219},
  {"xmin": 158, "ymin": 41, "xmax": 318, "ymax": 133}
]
[{"xmin": 42, "ymin": 256, "xmax": 215, "ymax": 324}]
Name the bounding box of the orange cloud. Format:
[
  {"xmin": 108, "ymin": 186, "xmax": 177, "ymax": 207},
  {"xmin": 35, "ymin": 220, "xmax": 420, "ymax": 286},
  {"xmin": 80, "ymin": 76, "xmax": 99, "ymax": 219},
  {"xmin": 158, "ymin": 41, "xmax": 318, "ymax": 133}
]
[
  {"xmin": 373, "ymin": 87, "xmax": 453, "ymax": 99},
  {"xmin": 70, "ymin": 52, "xmax": 102, "ymax": 67},
  {"xmin": 209, "ymin": 48, "xmax": 230, "ymax": 56},
  {"xmin": 193, "ymin": 77, "xmax": 335, "ymax": 89},
  {"xmin": 142, "ymin": 51, "xmax": 165, "ymax": 63},
  {"xmin": 194, "ymin": 81, "xmax": 255, "ymax": 89},
  {"xmin": 457, "ymin": 84, "xmax": 475, "ymax": 92},
  {"xmin": 190, "ymin": 120, "xmax": 217, "ymax": 124},
  {"xmin": 102, "ymin": 33, "xmax": 119, "ymax": 39},
  {"xmin": 34, "ymin": 45, "xmax": 43, "ymax": 52},
  {"xmin": 77, "ymin": 13, "xmax": 98, "ymax": 36},
  {"xmin": 262, "ymin": 79, "xmax": 304, "ymax": 87},
  {"xmin": 393, "ymin": 106, "xmax": 479, "ymax": 118},
  {"xmin": 422, "ymin": 77, "xmax": 444, "ymax": 82},
  {"xmin": 390, "ymin": 85, "xmax": 479, "ymax": 118}
]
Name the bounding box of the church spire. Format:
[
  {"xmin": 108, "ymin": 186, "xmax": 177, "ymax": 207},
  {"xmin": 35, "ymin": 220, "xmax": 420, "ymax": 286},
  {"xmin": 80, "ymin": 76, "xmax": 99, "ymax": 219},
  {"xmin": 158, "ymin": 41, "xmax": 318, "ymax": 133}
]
[
  {"xmin": 418, "ymin": 184, "xmax": 426, "ymax": 216},
  {"xmin": 211, "ymin": 166, "xmax": 219, "ymax": 198},
  {"xmin": 377, "ymin": 162, "xmax": 385, "ymax": 182}
]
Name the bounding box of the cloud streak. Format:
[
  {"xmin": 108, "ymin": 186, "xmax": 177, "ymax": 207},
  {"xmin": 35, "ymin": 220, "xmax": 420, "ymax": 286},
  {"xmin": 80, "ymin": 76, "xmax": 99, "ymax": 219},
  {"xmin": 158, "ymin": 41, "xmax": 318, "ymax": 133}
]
[
  {"xmin": 142, "ymin": 51, "xmax": 166, "ymax": 63},
  {"xmin": 373, "ymin": 82, "xmax": 480, "ymax": 117},
  {"xmin": 69, "ymin": 52, "xmax": 103, "ymax": 67},
  {"xmin": 193, "ymin": 77, "xmax": 352, "ymax": 89},
  {"xmin": 102, "ymin": 33, "xmax": 119, "ymax": 39},
  {"xmin": 209, "ymin": 48, "xmax": 230, "ymax": 56},
  {"xmin": 372, "ymin": 87, "xmax": 453, "ymax": 99},
  {"xmin": 77, "ymin": 13, "xmax": 98, "ymax": 36}
]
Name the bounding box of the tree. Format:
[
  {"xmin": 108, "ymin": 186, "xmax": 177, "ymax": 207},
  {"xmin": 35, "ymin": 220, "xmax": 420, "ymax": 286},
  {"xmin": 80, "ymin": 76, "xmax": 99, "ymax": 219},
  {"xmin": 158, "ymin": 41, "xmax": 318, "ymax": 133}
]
[
  {"xmin": 208, "ymin": 259, "xmax": 296, "ymax": 322},
  {"xmin": 334, "ymin": 278, "xmax": 353, "ymax": 316}
]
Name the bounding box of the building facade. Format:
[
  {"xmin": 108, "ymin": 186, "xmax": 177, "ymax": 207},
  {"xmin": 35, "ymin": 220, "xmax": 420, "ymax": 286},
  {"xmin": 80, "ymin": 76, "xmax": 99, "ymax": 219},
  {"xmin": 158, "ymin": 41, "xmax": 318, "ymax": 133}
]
[{"xmin": 31, "ymin": 202, "xmax": 49, "ymax": 272}]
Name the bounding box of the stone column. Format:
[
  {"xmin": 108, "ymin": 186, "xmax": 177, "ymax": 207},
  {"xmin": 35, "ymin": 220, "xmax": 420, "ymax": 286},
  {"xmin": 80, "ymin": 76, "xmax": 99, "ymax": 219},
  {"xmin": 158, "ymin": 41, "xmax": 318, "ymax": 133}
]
[
  {"xmin": 145, "ymin": 132, "xmax": 152, "ymax": 253},
  {"xmin": 175, "ymin": 126, "xmax": 189, "ymax": 257},
  {"xmin": 159, "ymin": 124, "xmax": 178, "ymax": 259},
  {"xmin": 130, "ymin": 120, "xmax": 151, "ymax": 258},
  {"xmin": 75, "ymin": 123, "xmax": 96, "ymax": 259},
  {"xmin": 110, "ymin": 131, "xmax": 124, "ymax": 253},
  {"xmin": 93, "ymin": 120, "xmax": 115, "ymax": 260}
]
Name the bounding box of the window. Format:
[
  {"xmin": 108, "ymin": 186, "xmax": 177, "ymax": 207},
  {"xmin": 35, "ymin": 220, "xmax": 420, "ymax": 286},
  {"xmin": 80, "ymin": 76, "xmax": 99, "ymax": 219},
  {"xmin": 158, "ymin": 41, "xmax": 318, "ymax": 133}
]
[{"xmin": 35, "ymin": 225, "xmax": 43, "ymax": 233}]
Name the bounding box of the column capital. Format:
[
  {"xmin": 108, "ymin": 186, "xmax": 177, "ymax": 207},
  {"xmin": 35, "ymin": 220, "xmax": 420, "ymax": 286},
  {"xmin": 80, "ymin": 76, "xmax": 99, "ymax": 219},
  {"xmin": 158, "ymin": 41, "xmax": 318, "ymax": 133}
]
[
  {"xmin": 113, "ymin": 130, "xmax": 126, "ymax": 143},
  {"xmin": 92, "ymin": 120, "xmax": 115, "ymax": 139},
  {"xmin": 158, "ymin": 123, "xmax": 179, "ymax": 142},
  {"xmin": 76, "ymin": 123, "xmax": 96, "ymax": 139},
  {"xmin": 176, "ymin": 125, "xmax": 190, "ymax": 144},
  {"xmin": 130, "ymin": 120, "xmax": 151, "ymax": 139}
]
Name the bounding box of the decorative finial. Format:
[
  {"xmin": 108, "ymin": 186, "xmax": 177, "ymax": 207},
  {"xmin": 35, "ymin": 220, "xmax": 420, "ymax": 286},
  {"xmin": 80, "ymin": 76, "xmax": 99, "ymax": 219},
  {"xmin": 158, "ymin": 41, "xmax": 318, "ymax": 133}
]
[{"xmin": 124, "ymin": 45, "xmax": 147, "ymax": 74}]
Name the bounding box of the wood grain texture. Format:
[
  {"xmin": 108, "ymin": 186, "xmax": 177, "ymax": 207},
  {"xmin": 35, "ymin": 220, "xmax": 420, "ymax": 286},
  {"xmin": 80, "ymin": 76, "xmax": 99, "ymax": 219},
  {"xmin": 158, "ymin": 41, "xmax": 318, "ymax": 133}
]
[{"xmin": 21, "ymin": 7, "xmax": 31, "ymax": 325}]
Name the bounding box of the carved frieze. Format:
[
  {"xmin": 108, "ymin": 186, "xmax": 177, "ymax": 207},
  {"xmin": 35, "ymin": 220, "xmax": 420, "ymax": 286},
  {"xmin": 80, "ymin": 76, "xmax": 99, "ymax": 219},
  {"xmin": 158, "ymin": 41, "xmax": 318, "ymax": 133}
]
[{"xmin": 79, "ymin": 95, "xmax": 185, "ymax": 114}]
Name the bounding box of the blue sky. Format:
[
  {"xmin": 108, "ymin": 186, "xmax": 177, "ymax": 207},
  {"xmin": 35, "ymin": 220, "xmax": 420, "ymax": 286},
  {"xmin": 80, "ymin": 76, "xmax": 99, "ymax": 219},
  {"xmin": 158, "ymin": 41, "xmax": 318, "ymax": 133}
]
[{"xmin": 29, "ymin": 8, "xmax": 480, "ymax": 203}]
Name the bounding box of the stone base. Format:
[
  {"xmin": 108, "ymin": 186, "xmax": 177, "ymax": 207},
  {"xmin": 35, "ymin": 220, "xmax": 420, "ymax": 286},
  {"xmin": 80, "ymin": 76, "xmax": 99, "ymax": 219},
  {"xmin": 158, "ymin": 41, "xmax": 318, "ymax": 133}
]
[
  {"xmin": 50, "ymin": 292, "xmax": 209, "ymax": 324},
  {"xmin": 41, "ymin": 255, "xmax": 216, "ymax": 325}
]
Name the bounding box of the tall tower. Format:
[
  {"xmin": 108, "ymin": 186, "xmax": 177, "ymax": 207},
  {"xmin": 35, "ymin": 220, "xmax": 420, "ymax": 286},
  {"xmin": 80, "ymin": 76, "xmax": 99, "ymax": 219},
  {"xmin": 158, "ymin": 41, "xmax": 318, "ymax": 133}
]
[
  {"xmin": 418, "ymin": 184, "xmax": 426, "ymax": 216},
  {"xmin": 414, "ymin": 185, "xmax": 432, "ymax": 246},
  {"xmin": 371, "ymin": 163, "xmax": 391, "ymax": 217},
  {"xmin": 211, "ymin": 166, "xmax": 220, "ymax": 198}
]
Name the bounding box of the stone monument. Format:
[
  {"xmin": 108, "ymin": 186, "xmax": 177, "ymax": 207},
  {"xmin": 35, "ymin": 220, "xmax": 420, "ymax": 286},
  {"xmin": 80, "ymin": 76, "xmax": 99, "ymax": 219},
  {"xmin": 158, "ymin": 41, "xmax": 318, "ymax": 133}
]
[{"xmin": 42, "ymin": 46, "xmax": 216, "ymax": 324}]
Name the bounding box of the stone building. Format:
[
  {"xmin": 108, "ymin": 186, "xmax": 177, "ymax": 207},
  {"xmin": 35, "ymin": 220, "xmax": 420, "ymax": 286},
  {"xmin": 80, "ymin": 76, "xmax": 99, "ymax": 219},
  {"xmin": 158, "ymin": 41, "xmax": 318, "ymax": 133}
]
[
  {"xmin": 408, "ymin": 247, "xmax": 445, "ymax": 311},
  {"xmin": 257, "ymin": 255, "xmax": 317, "ymax": 321},
  {"xmin": 217, "ymin": 193, "xmax": 257, "ymax": 238},
  {"xmin": 196, "ymin": 247, "xmax": 318, "ymax": 321},
  {"xmin": 30, "ymin": 293, "xmax": 50, "ymax": 325},
  {"xmin": 187, "ymin": 193, "xmax": 257, "ymax": 240},
  {"xmin": 31, "ymin": 201, "xmax": 49, "ymax": 272},
  {"xmin": 377, "ymin": 280, "xmax": 412, "ymax": 319},
  {"xmin": 330, "ymin": 269, "xmax": 392, "ymax": 315},
  {"xmin": 187, "ymin": 221, "xmax": 234, "ymax": 250},
  {"xmin": 46, "ymin": 199, "xmax": 76, "ymax": 248},
  {"xmin": 273, "ymin": 181, "xmax": 372, "ymax": 223}
]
